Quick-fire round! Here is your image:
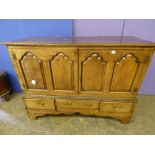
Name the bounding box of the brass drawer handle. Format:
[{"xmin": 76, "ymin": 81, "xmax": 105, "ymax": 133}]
[
  {"xmin": 84, "ymin": 103, "xmax": 92, "ymax": 108},
  {"xmin": 39, "ymin": 102, "xmax": 44, "ymax": 106},
  {"xmin": 112, "ymin": 105, "xmax": 121, "ymax": 110},
  {"xmin": 65, "ymin": 102, "xmax": 72, "ymax": 106}
]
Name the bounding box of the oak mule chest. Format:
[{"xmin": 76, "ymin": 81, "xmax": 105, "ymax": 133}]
[{"xmin": 3, "ymin": 36, "xmax": 155, "ymax": 123}]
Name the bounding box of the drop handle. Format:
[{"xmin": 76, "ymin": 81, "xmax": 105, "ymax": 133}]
[
  {"xmin": 39, "ymin": 103, "xmax": 44, "ymax": 106},
  {"xmin": 65, "ymin": 102, "xmax": 72, "ymax": 106},
  {"xmin": 112, "ymin": 105, "xmax": 121, "ymax": 110},
  {"xmin": 84, "ymin": 103, "xmax": 92, "ymax": 108}
]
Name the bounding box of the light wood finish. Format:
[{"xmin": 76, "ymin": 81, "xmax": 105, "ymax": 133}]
[
  {"xmin": 10, "ymin": 47, "xmax": 78, "ymax": 95},
  {"xmin": 20, "ymin": 52, "xmax": 46, "ymax": 89},
  {"xmin": 51, "ymin": 53, "xmax": 74, "ymax": 90},
  {"xmin": 2, "ymin": 36, "xmax": 155, "ymax": 123},
  {"xmin": 3, "ymin": 36, "xmax": 155, "ymax": 46},
  {"xmin": 23, "ymin": 98, "xmax": 55, "ymax": 110},
  {"xmin": 55, "ymin": 99, "xmax": 99, "ymax": 109},
  {"xmin": 99, "ymin": 102, "xmax": 134, "ymax": 113},
  {"xmin": 79, "ymin": 51, "xmax": 106, "ymax": 92}
]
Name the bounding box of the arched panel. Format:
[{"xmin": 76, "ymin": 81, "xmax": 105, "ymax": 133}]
[
  {"xmin": 110, "ymin": 54, "xmax": 139, "ymax": 92},
  {"xmin": 50, "ymin": 53, "xmax": 74, "ymax": 90},
  {"xmin": 81, "ymin": 53, "xmax": 106, "ymax": 91},
  {"xmin": 20, "ymin": 52, "xmax": 46, "ymax": 89}
]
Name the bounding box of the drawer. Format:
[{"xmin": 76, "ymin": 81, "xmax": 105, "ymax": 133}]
[
  {"xmin": 23, "ymin": 98, "xmax": 55, "ymax": 110},
  {"xmin": 55, "ymin": 99, "xmax": 99, "ymax": 110},
  {"xmin": 99, "ymin": 102, "xmax": 133, "ymax": 112}
]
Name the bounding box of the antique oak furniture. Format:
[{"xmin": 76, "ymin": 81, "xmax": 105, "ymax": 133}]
[
  {"xmin": 0, "ymin": 71, "xmax": 12, "ymax": 101},
  {"xmin": 2, "ymin": 36, "xmax": 155, "ymax": 123}
]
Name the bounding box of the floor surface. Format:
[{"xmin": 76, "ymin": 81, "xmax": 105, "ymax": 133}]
[{"xmin": 0, "ymin": 94, "xmax": 155, "ymax": 135}]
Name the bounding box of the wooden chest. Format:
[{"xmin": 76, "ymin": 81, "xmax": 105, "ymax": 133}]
[{"xmin": 3, "ymin": 36, "xmax": 155, "ymax": 123}]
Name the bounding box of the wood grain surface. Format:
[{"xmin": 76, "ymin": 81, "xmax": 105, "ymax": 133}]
[{"xmin": 4, "ymin": 36, "xmax": 155, "ymax": 123}]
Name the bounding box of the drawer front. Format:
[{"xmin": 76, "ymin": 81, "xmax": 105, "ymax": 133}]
[
  {"xmin": 55, "ymin": 99, "xmax": 99, "ymax": 110},
  {"xmin": 99, "ymin": 102, "xmax": 133, "ymax": 112},
  {"xmin": 23, "ymin": 98, "xmax": 55, "ymax": 110}
]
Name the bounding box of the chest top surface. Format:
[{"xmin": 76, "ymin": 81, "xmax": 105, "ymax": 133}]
[{"xmin": 2, "ymin": 36, "xmax": 155, "ymax": 47}]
